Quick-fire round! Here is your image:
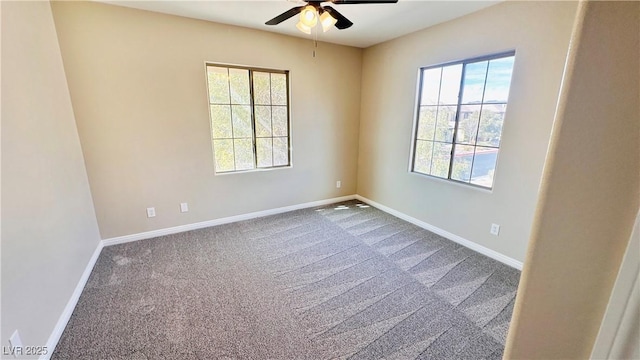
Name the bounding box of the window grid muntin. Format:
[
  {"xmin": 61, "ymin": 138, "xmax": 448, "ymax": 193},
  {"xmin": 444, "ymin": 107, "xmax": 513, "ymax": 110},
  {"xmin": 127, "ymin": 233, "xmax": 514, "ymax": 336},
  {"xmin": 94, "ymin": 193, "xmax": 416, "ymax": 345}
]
[
  {"xmin": 206, "ymin": 63, "xmax": 291, "ymax": 174},
  {"xmin": 411, "ymin": 51, "xmax": 515, "ymax": 189},
  {"xmin": 226, "ymin": 68, "xmax": 237, "ymax": 171}
]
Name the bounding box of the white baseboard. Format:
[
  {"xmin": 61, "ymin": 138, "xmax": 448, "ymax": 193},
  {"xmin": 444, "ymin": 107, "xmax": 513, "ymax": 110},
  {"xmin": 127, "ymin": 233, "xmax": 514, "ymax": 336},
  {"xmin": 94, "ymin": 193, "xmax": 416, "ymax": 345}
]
[
  {"xmin": 41, "ymin": 241, "xmax": 104, "ymax": 360},
  {"xmin": 355, "ymin": 195, "xmax": 523, "ymax": 270},
  {"xmin": 41, "ymin": 195, "xmax": 355, "ymax": 357},
  {"xmin": 43, "ymin": 193, "xmax": 520, "ymax": 358},
  {"xmin": 102, "ymin": 195, "xmax": 356, "ymax": 247}
]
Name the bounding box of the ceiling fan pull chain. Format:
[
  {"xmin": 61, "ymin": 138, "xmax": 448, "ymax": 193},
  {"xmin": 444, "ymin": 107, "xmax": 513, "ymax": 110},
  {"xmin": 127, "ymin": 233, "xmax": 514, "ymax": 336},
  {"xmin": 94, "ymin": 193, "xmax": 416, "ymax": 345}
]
[{"xmin": 312, "ymin": 24, "xmax": 318, "ymax": 58}]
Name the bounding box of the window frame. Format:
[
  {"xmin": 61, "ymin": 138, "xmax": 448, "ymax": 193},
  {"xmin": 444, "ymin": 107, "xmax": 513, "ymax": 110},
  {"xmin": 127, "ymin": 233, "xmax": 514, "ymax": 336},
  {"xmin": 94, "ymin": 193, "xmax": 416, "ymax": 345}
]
[
  {"xmin": 408, "ymin": 50, "xmax": 516, "ymax": 190},
  {"xmin": 204, "ymin": 62, "xmax": 292, "ymax": 175}
]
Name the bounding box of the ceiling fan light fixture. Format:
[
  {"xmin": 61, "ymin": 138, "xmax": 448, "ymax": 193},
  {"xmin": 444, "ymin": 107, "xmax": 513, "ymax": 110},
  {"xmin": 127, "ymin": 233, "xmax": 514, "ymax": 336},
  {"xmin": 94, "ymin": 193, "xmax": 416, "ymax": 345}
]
[
  {"xmin": 299, "ymin": 5, "xmax": 318, "ymax": 27},
  {"xmin": 296, "ymin": 21, "xmax": 312, "ymax": 34},
  {"xmin": 266, "ymin": 1, "xmax": 396, "ymax": 32},
  {"xmin": 320, "ymin": 11, "xmax": 337, "ymax": 32}
]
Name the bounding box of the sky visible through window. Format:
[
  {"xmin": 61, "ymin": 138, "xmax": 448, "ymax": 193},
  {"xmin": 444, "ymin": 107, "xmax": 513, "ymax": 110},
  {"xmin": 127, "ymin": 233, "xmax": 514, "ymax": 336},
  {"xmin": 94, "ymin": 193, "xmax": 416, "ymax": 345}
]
[
  {"xmin": 421, "ymin": 57, "xmax": 514, "ymax": 106},
  {"xmin": 412, "ymin": 53, "xmax": 515, "ymax": 189}
]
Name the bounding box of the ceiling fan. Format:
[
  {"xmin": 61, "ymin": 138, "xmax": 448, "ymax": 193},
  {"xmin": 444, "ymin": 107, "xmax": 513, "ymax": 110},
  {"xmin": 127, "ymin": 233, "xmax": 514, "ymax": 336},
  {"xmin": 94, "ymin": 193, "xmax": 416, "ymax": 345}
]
[{"xmin": 265, "ymin": 0, "xmax": 399, "ymax": 34}]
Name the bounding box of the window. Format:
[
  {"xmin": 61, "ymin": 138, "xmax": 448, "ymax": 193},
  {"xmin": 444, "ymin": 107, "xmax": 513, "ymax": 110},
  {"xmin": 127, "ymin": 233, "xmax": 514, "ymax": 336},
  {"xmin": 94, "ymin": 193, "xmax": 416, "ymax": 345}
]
[
  {"xmin": 206, "ymin": 64, "xmax": 291, "ymax": 173},
  {"xmin": 411, "ymin": 51, "xmax": 515, "ymax": 189}
]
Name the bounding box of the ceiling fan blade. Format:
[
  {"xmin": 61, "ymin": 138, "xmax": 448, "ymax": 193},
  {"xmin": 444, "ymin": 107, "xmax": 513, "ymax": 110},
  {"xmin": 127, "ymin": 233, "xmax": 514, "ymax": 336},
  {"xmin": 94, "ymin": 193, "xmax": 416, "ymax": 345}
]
[
  {"xmin": 265, "ymin": 6, "xmax": 304, "ymax": 25},
  {"xmin": 322, "ymin": 6, "xmax": 353, "ymax": 29},
  {"xmin": 330, "ymin": 0, "xmax": 398, "ymax": 4}
]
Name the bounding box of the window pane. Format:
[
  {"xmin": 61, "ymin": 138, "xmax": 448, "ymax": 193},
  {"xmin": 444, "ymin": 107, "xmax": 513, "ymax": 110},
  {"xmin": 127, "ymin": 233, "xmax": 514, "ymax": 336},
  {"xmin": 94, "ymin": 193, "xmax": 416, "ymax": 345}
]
[
  {"xmin": 484, "ymin": 56, "xmax": 515, "ymax": 103},
  {"xmin": 271, "ymin": 73, "xmax": 287, "ymax": 106},
  {"xmin": 272, "ymin": 106, "xmax": 288, "ymax": 137},
  {"xmin": 477, "ymin": 104, "xmax": 506, "ymax": 147},
  {"xmin": 207, "ymin": 66, "xmax": 230, "ymax": 104},
  {"xmin": 207, "ymin": 66, "xmax": 290, "ymax": 174},
  {"xmin": 470, "ymin": 147, "xmax": 498, "ymax": 187},
  {"xmin": 414, "ymin": 140, "xmax": 433, "ymax": 174},
  {"xmin": 420, "ymin": 68, "xmax": 441, "ymax": 106},
  {"xmin": 229, "ymin": 68, "xmax": 250, "ymax": 105},
  {"xmin": 417, "ymin": 106, "xmax": 437, "ymax": 141},
  {"xmin": 451, "ymin": 145, "xmax": 475, "ymax": 182},
  {"xmin": 438, "ymin": 64, "xmax": 462, "ymax": 105},
  {"xmin": 456, "ymin": 105, "xmax": 481, "ymax": 144},
  {"xmin": 213, "ymin": 139, "xmax": 234, "ymax": 172},
  {"xmin": 256, "ymin": 138, "xmax": 273, "ymax": 167},
  {"xmin": 253, "ymin": 72, "xmax": 271, "ymax": 105},
  {"xmin": 431, "ymin": 142, "xmax": 452, "ymax": 178},
  {"xmin": 234, "ymin": 138, "xmax": 254, "ymax": 171},
  {"xmin": 231, "ymin": 105, "xmax": 252, "ymax": 138},
  {"xmin": 435, "ymin": 106, "xmax": 456, "ymax": 142},
  {"xmin": 411, "ymin": 54, "xmax": 513, "ymax": 187},
  {"xmin": 210, "ymin": 105, "xmax": 232, "ymax": 139},
  {"xmin": 255, "ymin": 106, "xmax": 272, "ymax": 137},
  {"xmin": 273, "ymin": 137, "xmax": 289, "ymax": 166},
  {"xmin": 461, "ymin": 60, "xmax": 488, "ymax": 104}
]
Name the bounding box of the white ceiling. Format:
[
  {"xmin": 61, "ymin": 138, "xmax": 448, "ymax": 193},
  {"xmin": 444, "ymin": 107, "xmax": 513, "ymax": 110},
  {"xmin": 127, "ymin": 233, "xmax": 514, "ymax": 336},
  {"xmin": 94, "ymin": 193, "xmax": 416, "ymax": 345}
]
[{"xmin": 99, "ymin": 0, "xmax": 500, "ymax": 48}]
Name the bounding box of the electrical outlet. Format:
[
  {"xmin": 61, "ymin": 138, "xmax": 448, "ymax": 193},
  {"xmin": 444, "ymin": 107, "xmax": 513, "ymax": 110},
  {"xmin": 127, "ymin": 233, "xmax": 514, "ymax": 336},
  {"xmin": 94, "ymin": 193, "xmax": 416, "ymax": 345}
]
[
  {"xmin": 180, "ymin": 203, "xmax": 189, "ymax": 213},
  {"xmin": 336, "ymin": 180, "xmax": 341, "ymax": 188},
  {"xmin": 490, "ymin": 223, "xmax": 500, "ymax": 236},
  {"xmin": 146, "ymin": 207, "xmax": 156, "ymax": 218}
]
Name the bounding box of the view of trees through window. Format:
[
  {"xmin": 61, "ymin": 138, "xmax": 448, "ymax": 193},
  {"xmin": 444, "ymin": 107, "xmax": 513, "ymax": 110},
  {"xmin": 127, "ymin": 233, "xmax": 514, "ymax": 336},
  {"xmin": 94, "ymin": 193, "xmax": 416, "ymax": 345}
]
[
  {"xmin": 412, "ymin": 52, "xmax": 515, "ymax": 188},
  {"xmin": 206, "ymin": 65, "xmax": 290, "ymax": 173}
]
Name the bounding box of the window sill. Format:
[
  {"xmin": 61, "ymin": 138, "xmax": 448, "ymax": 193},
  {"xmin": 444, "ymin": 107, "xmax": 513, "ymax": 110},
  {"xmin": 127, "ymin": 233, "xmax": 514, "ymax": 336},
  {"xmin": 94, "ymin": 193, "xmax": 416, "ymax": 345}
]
[
  {"xmin": 408, "ymin": 170, "xmax": 494, "ymax": 193},
  {"xmin": 214, "ymin": 165, "xmax": 293, "ymax": 176}
]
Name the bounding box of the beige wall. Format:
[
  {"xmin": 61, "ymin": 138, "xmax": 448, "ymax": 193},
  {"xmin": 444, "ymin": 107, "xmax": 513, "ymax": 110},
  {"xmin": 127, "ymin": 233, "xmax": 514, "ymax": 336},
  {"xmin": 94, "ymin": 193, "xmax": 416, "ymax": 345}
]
[
  {"xmin": 591, "ymin": 211, "xmax": 640, "ymax": 359},
  {"xmin": 505, "ymin": 1, "xmax": 640, "ymax": 358},
  {"xmin": 356, "ymin": 1, "xmax": 578, "ymax": 262},
  {"xmin": 1, "ymin": 0, "xmax": 101, "ymax": 350},
  {"xmin": 51, "ymin": 1, "xmax": 362, "ymax": 239},
  {"xmin": 6, "ymin": 1, "xmax": 634, "ymax": 357}
]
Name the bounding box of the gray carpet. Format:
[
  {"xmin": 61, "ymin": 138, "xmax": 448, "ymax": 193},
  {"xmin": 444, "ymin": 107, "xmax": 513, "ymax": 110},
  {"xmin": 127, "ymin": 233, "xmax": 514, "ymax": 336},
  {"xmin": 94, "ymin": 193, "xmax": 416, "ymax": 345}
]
[{"xmin": 52, "ymin": 200, "xmax": 520, "ymax": 359}]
